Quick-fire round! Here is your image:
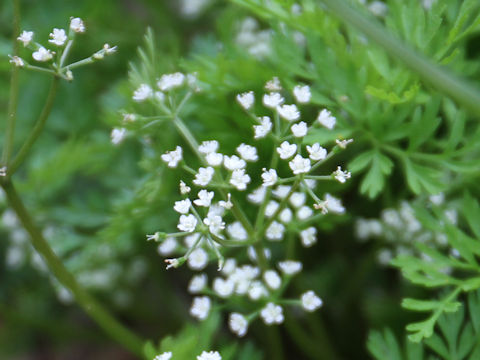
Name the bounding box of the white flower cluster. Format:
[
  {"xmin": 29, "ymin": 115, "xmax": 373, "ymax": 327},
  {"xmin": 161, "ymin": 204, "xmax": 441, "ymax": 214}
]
[
  {"xmin": 11, "ymin": 17, "xmax": 116, "ymax": 82},
  {"xmin": 141, "ymin": 76, "xmax": 351, "ymax": 339},
  {"xmin": 235, "ymin": 17, "xmax": 272, "ymax": 59},
  {"xmin": 355, "ymin": 195, "xmax": 459, "ymax": 265},
  {"xmin": 153, "ymin": 350, "xmax": 221, "ymax": 360}
]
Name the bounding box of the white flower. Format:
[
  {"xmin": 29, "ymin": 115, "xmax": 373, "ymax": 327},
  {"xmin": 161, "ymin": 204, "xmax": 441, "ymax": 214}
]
[
  {"xmin": 368, "ymin": 1, "xmax": 388, "ymax": 17},
  {"xmin": 289, "ymin": 192, "xmax": 306, "ymax": 208},
  {"xmin": 111, "ymin": 128, "xmax": 127, "ymax": 145},
  {"xmin": 291, "ymin": 121, "xmax": 308, "ymax": 137},
  {"xmin": 248, "ymin": 186, "xmax": 266, "ymax": 204},
  {"xmin": 203, "ymin": 214, "xmax": 225, "ymax": 234},
  {"xmin": 132, "ymin": 84, "xmax": 153, "ymax": 102},
  {"xmin": 32, "ymin": 47, "xmax": 53, "ymax": 62},
  {"xmin": 335, "ymin": 138, "xmax": 354, "ymax": 149},
  {"xmin": 157, "ymin": 72, "xmax": 185, "ymax": 91},
  {"xmin": 300, "ymin": 227, "xmax": 317, "ymax": 247},
  {"xmin": 194, "ymin": 190, "xmax": 214, "ymax": 207},
  {"xmin": 237, "ymin": 144, "xmax": 258, "ymax": 161},
  {"xmin": 213, "ymin": 277, "xmax": 235, "ymax": 298},
  {"xmin": 229, "ymin": 313, "xmax": 248, "ymax": 337},
  {"xmin": 188, "ymin": 248, "xmax": 208, "ymax": 270},
  {"xmin": 301, "ymin": 290, "xmax": 323, "ymax": 311},
  {"xmin": 304, "ymin": 179, "xmax": 317, "ymax": 189},
  {"xmin": 218, "ymin": 193, "xmax": 233, "ymax": 209},
  {"xmin": 230, "ymin": 169, "xmax": 250, "ymax": 190},
  {"xmin": 197, "ymin": 351, "xmax": 222, "ymax": 360},
  {"xmin": 224, "ymin": 155, "xmax": 246, "ymax": 170},
  {"xmin": 227, "ymin": 221, "xmax": 248, "ymax": 241},
  {"xmin": 180, "ymin": 180, "xmax": 191, "ymax": 194},
  {"xmin": 277, "ymin": 104, "xmax": 300, "ymax": 121},
  {"xmin": 266, "ymin": 221, "xmax": 285, "ymax": 241},
  {"xmin": 293, "ymin": 85, "xmax": 311, "ymax": 103},
  {"xmin": 248, "ymin": 281, "xmax": 268, "ymax": 300},
  {"xmin": 206, "ymin": 152, "xmax": 223, "ymax": 166},
  {"xmin": 161, "ymin": 146, "xmax": 183, "ymax": 168},
  {"xmin": 317, "ymin": 109, "xmax": 336, "ymax": 129},
  {"xmin": 265, "ymin": 200, "xmax": 279, "ymax": 217},
  {"xmin": 185, "ymin": 233, "xmax": 202, "ymax": 248},
  {"xmin": 272, "ymin": 185, "xmax": 291, "ymax": 199},
  {"xmin": 265, "ymin": 77, "xmax": 282, "ymax": 91},
  {"xmin": 222, "ymin": 258, "xmax": 237, "ymax": 275},
  {"xmin": 262, "ymin": 168, "xmax": 277, "ymax": 187},
  {"xmin": 0, "ymin": 167, "xmax": 6, "ymax": 177},
  {"xmin": 103, "ymin": 43, "xmax": 116, "ymax": 54},
  {"xmin": 9, "ymin": 55, "xmax": 25, "ymax": 67},
  {"xmin": 189, "ymin": 274, "xmax": 207, "ymax": 293},
  {"xmin": 277, "ymin": 141, "xmax": 297, "ymax": 159},
  {"xmin": 157, "ymin": 237, "xmax": 177, "ymax": 255},
  {"xmin": 324, "ymin": 193, "xmax": 345, "ymax": 214},
  {"xmin": 70, "ymin": 17, "xmax": 86, "ymax": 33},
  {"xmin": 297, "ymin": 205, "xmax": 313, "ymax": 220},
  {"xmin": 17, "ymin": 30, "xmax": 34, "ymax": 46},
  {"xmin": 279, "ymin": 208, "xmax": 293, "ymax": 223},
  {"xmin": 263, "ymin": 270, "xmax": 281, "ymax": 290},
  {"xmin": 289, "ymin": 155, "xmax": 311, "ymax": 174},
  {"xmin": 48, "ymin": 28, "xmax": 67, "ymax": 46},
  {"xmin": 199, "ymin": 140, "xmax": 219, "ymax": 154},
  {"xmin": 260, "ymin": 303, "xmax": 284, "ymax": 325},
  {"xmin": 307, "ymin": 143, "xmax": 327, "ymax": 161},
  {"xmin": 190, "ymin": 296, "xmax": 211, "ymax": 320},
  {"xmin": 165, "ymin": 258, "xmax": 180, "ymax": 270},
  {"xmin": 154, "ymin": 352, "xmax": 172, "ymax": 360},
  {"xmin": 193, "ymin": 167, "xmax": 215, "ymax": 186},
  {"xmin": 253, "ymin": 116, "xmax": 272, "ymax": 139},
  {"xmin": 236, "ymin": 91, "xmax": 254, "ymax": 110},
  {"xmin": 174, "ymin": 198, "xmax": 191, "ymax": 214},
  {"xmin": 278, "ymin": 260, "xmax": 302, "ymax": 275},
  {"xmin": 333, "ymin": 166, "xmax": 351, "ymax": 183},
  {"xmin": 178, "ymin": 214, "xmax": 198, "ymax": 232},
  {"xmin": 263, "ymin": 92, "xmax": 284, "ymax": 108}
]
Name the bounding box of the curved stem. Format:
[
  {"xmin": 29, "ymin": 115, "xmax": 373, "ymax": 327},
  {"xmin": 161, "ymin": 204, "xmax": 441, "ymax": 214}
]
[
  {"xmin": 9, "ymin": 77, "xmax": 59, "ymax": 175},
  {"xmin": 2, "ymin": 0, "xmax": 21, "ymax": 166},
  {"xmin": 0, "ymin": 179, "xmax": 145, "ymax": 357},
  {"xmin": 320, "ymin": 0, "xmax": 480, "ymax": 115}
]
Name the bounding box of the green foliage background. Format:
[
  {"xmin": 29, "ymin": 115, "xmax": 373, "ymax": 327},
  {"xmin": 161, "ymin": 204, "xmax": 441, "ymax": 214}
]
[{"xmin": 1, "ymin": 0, "xmax": 480, "ymax": 359}]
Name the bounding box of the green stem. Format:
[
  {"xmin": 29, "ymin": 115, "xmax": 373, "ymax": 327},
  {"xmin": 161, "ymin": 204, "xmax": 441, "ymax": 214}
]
[
  {"xmin": 0, "ymin": 179, "xmax": 144, "ymax": 357},
  {"xmin": 8, "ymin": 77, "xmax": 59, "ymax": 175},
  {"xmin": 2, "ymin": 0, "xmax": 21, "ymax": 167},
  {"xmin": 320, "ymin": 0, "xmax": 480, "ymax": 115}
]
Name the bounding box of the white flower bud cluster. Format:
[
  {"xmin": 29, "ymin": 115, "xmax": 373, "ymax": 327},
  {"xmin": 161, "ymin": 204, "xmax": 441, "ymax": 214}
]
[{"xmin": 355, "ymin": 195, "xmax": 459, "ymax": 266}]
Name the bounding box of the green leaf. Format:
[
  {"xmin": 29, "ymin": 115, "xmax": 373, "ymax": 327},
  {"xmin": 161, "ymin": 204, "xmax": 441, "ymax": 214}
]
[
  {"xmin": 367, "ymin": 329, "xmax": 403, "ymax": 360},
  {"xmin": 348, "ymin": 150, "xmax": 375, "ymax": 173},
  {"xmin": 462, "ymin": 192, "xmax": 480, "ymax": 239},
  {"xmin": 402, "ymin": 298, "xmax": 442, "ymax": 312}
]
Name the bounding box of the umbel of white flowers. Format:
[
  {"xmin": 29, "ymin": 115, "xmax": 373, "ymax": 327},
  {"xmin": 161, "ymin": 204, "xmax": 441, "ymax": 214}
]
[
  {"xmin": 134, "ymin": 75, "xmax": 351, "ymax": 338},
  {"xmin": 10, "ymin": 17, "xmax": 116, "ymax": 82}
]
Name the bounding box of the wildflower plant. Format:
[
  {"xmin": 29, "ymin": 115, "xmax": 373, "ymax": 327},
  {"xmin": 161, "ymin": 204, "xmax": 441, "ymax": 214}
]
[{"xmin": 2, "ymin": 0, "xmax": 480, "ymax": 359}]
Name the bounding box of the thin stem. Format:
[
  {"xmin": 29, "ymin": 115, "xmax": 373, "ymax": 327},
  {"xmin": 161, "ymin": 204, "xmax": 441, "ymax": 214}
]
[
  {"xmin": 9, "ymin": 77, "xmax": 59, "ymax": 175},
  {"xmin": 320, "ymin": 0, "xmax": 480, "ymax": 115},
  {"xmin": 59, "ymin": 39, "xmax": 74, "ymax": 68},
  {"xmin": 0, "ymin": 179, "xmax": 144, "ymax": 357},
  {"xmin": 2, "ymin": 0, "xmax": 21, "ymax": 167}
]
